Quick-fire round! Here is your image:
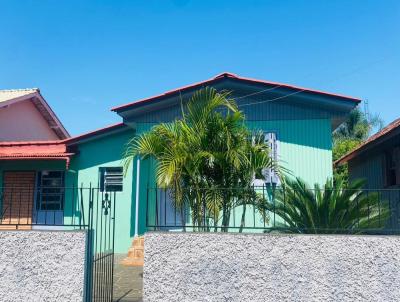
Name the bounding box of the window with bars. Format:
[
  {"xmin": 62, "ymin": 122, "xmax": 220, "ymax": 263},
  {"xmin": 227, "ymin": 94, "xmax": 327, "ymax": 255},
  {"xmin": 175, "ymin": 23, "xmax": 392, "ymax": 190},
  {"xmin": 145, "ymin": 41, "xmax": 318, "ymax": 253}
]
[
  {"xmin": 253, "ymin": 131, "xmax": 280, "ymax": 186},
  {"xmin": 36, "ymin": 171, "xmax": 65, "ymax": 211},
  {"xmin": 99, "ymin": 167, "xmax": 123, "ymax": 192}
]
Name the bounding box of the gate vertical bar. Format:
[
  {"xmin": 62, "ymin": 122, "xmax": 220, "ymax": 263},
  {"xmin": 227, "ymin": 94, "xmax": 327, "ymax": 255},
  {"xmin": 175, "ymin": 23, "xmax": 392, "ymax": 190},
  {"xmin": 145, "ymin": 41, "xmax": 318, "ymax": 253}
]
[
  {"xmin": 111, "ymin": 191, "xmax": 116, "ymax": 301},
  {"xmin": 85, "ymin": 186, "xmax": 94, "ymax": 302}
]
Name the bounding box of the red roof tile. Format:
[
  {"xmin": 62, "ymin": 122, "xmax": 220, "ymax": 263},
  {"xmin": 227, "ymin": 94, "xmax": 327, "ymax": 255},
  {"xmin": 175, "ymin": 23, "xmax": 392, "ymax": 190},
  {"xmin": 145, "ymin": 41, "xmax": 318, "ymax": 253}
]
[
  {"xmin": 0, "ymin": 140, "xmax": 64, "ymax": 146},
  {"xmin": 0, "ymin": 122, "xmax": 126, "ymax": 151},
  {"xmin": 0, "ymin": 141, "xmax": 74, "ymax": 168},
  {"xmin": 0, "ymin": 123, "xmax": 128, "ymax": 167}
]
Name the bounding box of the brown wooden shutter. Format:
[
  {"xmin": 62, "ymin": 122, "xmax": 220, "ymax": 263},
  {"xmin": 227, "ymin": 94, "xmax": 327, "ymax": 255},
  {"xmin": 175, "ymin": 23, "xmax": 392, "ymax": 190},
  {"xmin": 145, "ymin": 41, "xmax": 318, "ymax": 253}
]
[{"xmin": 1, "ymin": 171, "xmax": 36, "ymax": 229}]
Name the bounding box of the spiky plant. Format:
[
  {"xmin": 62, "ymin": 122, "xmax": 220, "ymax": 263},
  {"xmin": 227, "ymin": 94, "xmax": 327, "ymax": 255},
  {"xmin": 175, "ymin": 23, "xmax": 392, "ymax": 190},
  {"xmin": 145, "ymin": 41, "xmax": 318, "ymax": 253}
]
[{"xmin": 269, "ymin": 177, "xmax": 390, "ymax": 234}]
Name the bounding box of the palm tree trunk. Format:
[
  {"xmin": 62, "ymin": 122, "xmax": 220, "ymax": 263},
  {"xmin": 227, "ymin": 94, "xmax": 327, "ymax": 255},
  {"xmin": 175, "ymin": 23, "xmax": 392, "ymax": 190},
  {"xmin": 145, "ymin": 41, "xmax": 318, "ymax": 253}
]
[
  {"xmin": 180, "ymin": 207, "xmax": 186, "ymax": 232},
  {"xmin": 195, "ymin": 190, "xmax": 204, "ymax": 231},
  {"xmin": 221, "ymin": 191, "xmax": 231, "ymax": 232},
  {"xmin": 239, "ymin": 203, "xmax": 247, "ymax": 233}
]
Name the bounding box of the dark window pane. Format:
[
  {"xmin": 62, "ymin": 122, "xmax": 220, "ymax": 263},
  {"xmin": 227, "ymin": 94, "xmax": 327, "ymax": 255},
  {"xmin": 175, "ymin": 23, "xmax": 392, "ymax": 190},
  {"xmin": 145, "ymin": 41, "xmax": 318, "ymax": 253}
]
[{"xmin": 37, "ymin": 171, "xmax": 65, "ymax": 211}]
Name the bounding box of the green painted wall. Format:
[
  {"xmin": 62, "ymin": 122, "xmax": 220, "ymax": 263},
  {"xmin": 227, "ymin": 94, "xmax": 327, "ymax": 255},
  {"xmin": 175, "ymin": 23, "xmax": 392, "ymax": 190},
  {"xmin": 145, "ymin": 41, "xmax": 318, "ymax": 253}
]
[
  {"xmin": 246, "ymin": 119, "xmax": 333, "ymax": 185},
  {"xmin": 235, "ymin": 118, "xmax": 332, "ymax": 231},
  {"xmin": 69, "ymin": 128, "xmax": 136, "ymax": 253},
  {"xmin": 132, "ymin": 123, "xmax": 157, "ymax": 235},
  {"xmin": 131, "ymin": 118, "xmax": 333, "ymax": 234},
  {"xmin": 0, "ymin": 118, "xmax": 333, "ymax": 251},
  {"xmin": 242, "ymin": 119, "xmax": 333, "ymax": 230}
]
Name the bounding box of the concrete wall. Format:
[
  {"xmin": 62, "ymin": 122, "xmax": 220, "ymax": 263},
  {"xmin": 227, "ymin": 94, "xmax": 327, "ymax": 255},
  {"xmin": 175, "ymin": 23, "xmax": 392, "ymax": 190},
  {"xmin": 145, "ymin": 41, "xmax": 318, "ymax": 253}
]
[
  {"xmin": 144, "ymin": 232, "xmax": 400, "ymax": 302},
  {"xmin": 0, "ymin": 230, "xmax": 87, "ymax": 302}
]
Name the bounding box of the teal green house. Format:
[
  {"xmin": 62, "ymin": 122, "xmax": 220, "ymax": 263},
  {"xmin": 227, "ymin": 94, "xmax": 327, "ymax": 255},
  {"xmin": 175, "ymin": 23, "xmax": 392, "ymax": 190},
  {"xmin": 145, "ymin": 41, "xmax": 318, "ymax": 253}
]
[{"xmin": 0, "ymin": 72, "xmax": 360, "ymax": 253}]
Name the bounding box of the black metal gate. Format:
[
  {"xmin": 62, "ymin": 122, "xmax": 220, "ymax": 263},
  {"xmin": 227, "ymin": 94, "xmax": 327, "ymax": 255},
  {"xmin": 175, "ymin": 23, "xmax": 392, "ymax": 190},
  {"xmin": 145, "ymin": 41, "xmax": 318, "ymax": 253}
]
[{"xmin": 85, "ymin": 188, "xmax": 117, "ymax": 302}]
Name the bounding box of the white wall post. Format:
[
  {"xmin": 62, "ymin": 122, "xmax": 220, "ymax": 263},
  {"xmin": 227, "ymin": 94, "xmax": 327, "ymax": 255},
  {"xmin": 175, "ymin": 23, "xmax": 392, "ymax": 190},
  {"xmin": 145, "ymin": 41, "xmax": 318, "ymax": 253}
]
[{"xmin": 134, "ymin": 156, "xmax": 140, "ymax": 237}]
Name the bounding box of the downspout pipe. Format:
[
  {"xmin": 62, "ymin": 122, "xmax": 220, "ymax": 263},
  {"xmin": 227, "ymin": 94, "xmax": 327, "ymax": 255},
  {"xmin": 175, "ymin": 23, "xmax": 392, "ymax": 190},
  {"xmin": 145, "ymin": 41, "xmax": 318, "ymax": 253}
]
[{"xmin": 134, "ymin": 156, "xmax": 140, "ymax": 237}]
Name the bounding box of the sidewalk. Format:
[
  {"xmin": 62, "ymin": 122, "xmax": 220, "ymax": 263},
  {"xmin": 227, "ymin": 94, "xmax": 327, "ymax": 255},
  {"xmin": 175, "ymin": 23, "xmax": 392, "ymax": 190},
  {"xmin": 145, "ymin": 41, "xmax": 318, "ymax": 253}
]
[{"xmin": 113, "ymin": 254, "xmax": 143, "ymax": 302}]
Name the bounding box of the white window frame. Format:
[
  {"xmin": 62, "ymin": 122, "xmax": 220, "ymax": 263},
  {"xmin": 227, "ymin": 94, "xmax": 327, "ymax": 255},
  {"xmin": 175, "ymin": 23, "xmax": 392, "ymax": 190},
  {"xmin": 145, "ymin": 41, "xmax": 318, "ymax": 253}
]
[{"xmin": 252, "ymin": 130, "xmax": 280, "ymax": 186}]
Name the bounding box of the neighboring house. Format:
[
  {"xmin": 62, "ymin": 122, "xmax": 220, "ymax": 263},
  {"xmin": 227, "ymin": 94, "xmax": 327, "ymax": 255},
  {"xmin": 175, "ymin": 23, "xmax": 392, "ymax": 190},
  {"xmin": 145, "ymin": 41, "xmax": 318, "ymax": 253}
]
[
  {"xmin": 336, "ymin": 118, "xmax": 400, "ymax": 229},
  {"xmin": 0, "ymin": 88, "xmax": 69, "ymax": 141},
  {"xmin": 336, "ymin": 118, "xmax": 400, "ymax": 189},
  {"xmin": 0, "ymin": 73, "xmax": 360, "ymax": 252}
]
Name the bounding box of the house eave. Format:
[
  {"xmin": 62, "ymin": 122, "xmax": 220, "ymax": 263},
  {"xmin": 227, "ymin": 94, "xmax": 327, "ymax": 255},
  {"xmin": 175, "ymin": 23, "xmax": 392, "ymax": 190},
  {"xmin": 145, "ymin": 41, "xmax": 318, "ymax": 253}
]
[
  {"xmin": 65, "ymin": 123, "xmax": 129, "ymax": 146},
  {"xmin": 34, "ymin": 91, "xmax": 70, "ymax": 139},
  {"xmin": 111, "ymin": 72, "xmax": 361, "ymax": 116}
]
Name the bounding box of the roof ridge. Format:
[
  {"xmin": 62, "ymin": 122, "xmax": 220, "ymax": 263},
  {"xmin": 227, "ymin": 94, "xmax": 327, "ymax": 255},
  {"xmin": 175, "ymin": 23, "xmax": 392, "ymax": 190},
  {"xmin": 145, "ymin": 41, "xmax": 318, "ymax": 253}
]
[
  {"xmin": 213, "ymin": 72, "xmax": 239, "ymax": 79},
  {"xmin": 0, "ymin": 88, "xmax": 39, "ymax": 93},
  {"xmin": 0, "ymin": 140, "xmax": 64, "ymax": 146},
  {"xmin": 112, "ymin": 72, "xmax": 361, "ymax": 112}
]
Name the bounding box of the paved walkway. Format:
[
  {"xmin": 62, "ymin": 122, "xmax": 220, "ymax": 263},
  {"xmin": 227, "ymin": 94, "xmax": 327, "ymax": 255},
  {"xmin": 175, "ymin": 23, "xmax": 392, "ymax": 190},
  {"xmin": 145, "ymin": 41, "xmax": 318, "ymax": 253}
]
[{"xmin": 113, "ymin": 254, "xmax": 143, "ymax": 302}]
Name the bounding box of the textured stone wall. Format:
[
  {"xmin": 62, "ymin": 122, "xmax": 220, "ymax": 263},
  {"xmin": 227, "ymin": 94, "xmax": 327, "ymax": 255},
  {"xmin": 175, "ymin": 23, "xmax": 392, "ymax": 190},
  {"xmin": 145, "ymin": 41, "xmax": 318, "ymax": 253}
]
[
  {"xmin": 0, "ymin": 230, "xmax": 87, "ymax": 302},
  {"xmin": 144, "ymin": 232, "xmax": 400, "ymax": 302}
]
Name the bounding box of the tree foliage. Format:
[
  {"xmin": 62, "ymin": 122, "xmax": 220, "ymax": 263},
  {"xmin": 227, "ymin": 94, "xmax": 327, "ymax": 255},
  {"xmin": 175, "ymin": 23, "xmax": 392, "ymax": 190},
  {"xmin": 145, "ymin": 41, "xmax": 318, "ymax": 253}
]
[
  {"xmin": 333, "ymin": 139, "xmax": 362, "ymax": 183},
  {"xmin": 334, "ymin": 107, "xmax": 383, "ymax": 142},
  {"xmin": 124, "ymin": 87, "xmax": 279, "ymax": 230},
  {"xmin": 333, "ymin": 107, "xmax": 383, "ymax": 182}
]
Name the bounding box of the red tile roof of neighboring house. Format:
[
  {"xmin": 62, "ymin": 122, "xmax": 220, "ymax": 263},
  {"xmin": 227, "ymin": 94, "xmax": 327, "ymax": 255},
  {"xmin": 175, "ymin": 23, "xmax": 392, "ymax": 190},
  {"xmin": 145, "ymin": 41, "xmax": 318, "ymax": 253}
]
[
  {"xmin": 0, "ymin": 140, "xmax": 64, "ymax": 146},
  {"xmin": 0, "ymin": 141, "xmax": 74, "ymax": 168},
  {"xmin": 111, "ymin": 72, "xmax": 361, "ymax": 112},
  {"xmin": 335, "ymin": 118, "xmax": 400, "ymax": 165},
  {"xmin": 0, "ymin": 123, "xmax": 127, "ymax": 168}
]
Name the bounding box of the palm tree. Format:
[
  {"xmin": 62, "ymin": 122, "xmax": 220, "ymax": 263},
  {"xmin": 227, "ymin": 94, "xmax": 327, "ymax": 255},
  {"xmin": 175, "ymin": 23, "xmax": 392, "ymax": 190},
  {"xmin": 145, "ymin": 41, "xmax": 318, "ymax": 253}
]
[
  {"xmin": 268, "ymin": 177, "xmax": 389, "ymax": 234},
  {"xmin": 333, "ymin": 107, "xmax": 383, "ymax": 141},
  {"xmin": 124, "ymin": 87, "xmax": 278, "ymax": 230},
  {"xmin": 333, "ymin": 108, "xmax": 384, "ymax": 183}
]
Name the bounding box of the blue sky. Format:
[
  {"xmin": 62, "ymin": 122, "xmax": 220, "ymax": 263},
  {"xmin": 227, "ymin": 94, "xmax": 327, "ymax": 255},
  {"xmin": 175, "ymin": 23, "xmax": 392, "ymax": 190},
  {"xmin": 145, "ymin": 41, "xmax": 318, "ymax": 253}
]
[{"xmin": 0, "ymin": 0, "xmax": 399, "ymax": 135}]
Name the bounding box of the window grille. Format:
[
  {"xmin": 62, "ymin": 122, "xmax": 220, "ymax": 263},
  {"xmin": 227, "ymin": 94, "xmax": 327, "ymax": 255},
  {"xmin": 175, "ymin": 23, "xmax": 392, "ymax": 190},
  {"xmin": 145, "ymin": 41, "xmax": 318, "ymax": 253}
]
[
  {"xmin": 99, "ymin": 167, "xmax": 123, "ymax": 192},
  {"xmin": 36, "ymin": 171, "xmax": 65, "ymax": 210}
]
